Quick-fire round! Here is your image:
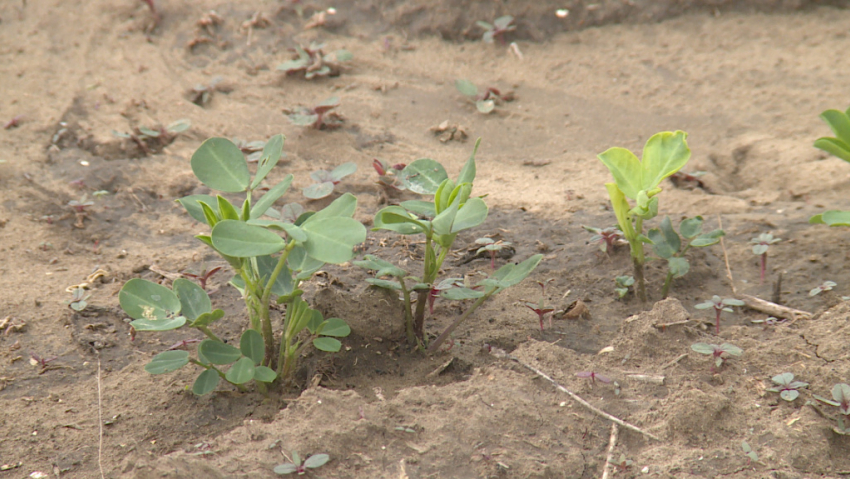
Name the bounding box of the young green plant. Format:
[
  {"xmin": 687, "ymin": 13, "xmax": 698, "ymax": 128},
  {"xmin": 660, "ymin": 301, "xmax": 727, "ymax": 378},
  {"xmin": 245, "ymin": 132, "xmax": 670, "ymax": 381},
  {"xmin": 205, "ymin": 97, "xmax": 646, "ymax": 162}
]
[
  {"xmin": 119, "ymin": 135, "xmax": 365, "ymax": 391},
  {"xmin": 811, "ymin": 106, "xmax": 850, "ymax": 226},
  {"xmin": 303, "ymin": 162, "xmax": 357, "ymax": 199},
  {"xmin": 691, "ymin": 342, "xmax": 742, "ymax": 372},
  {"xmin": 355, "ymin": 139, "xmax": 541, "ymax": 349},
  {"xmin": 814, "ymin": 383, "xmax": 850, "ymax": 434},
  {"xmin": 647, "ymin": 216, "xmax": 724, "ymax": 298},
  {"xmin": 598, "ymin": 131, "xmax": 691, "ymax": 302},
  {"xmin": 750, "ymin": 233, "xmax": 781, "ymax": 284},
  {"xmin": 767, "ymin": 373, "xmax": 808, "ymax": 402},
  {"xmin": 695, "ymin": 295, "xmax": 745, "ymax": 334}
]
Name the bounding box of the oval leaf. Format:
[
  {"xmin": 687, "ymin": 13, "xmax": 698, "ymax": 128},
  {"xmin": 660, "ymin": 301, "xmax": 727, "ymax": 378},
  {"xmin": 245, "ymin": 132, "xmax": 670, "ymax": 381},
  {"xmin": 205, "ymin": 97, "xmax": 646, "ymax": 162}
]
[
  {"xmin": 192, "ymin": 368, "xmax": 220, "ymax": 395},
  {"xmin": 304, "ymin": 454, "xmax": 330, "ymax": 468},
  {"xmin": 177, "ymin": 195, "xmax": 220, "ymax": 224},
  {"xmin": 274, "ymin": 464, "xmax": 298, "ymax": 475},
  {"xmin": 780, "ymin": 389, "xmax": 799, "ymax": 402},
  {"xmin": 641, "ymin": 130, "xmax": 691, "ymax": 192},
  {"xmin": 119, "ymin": 278, "xmax": 181, "ymax": 321},
  {"xmin": 475, "ymin": 99, "xmax": 495, "ymax": 114},
  {"xmin": 191, "ymin": 138, "xmax": 251, "ymax": 193},
  {"xmin": 400, "ymin": 159, "xmax": 448, "ymax": 194},
  {"xmin": 250, "ymin": 175, "xmax": 293, "ymax": 219},
  {"xmin": 303, "ymin": 182, "xmax": 335, "ymax": 199},
  {"xmin": 173, "ymin": 278, "xmax": 212, "ymax": 322},
  {"xmin": 331, "ymin": 162, "xmax": 357, "ymax": 180},
  {"xmin": 191, "ymin": 309, "xmax": 225, "ymax": 328},
  {"xmin": 451, "ymin": 197, "xmax": 488, "ymax": 232},
  {"xmin": 301, "ymin": 217, "xmax": 366, "ymax": 264},
  {"xmin": 199, "ymin": 339, "xmax": 242, "ymax": 365},
  {"xmin": 145, "ymin": 350, "xmax": 189, "ymax": 374},
  {"xmin": 240, "ymin": 329, "xmax": 265, "ymax": 365},
  {"xmin": 320, "ymin": 318, "xmax": 350, "ymax": 337},
  {"xmin": 211, "ymin": 220, "xmax": 286, "ymax": 257},
  {"xmin": 130, "ymin": 316, "xmax": 187, "ymax": 332},
  {"xmin": 225, "ymin": 357, "xmax": 255, "ymax": 384},
  {"xmin": 313, "ymin": 337, "xmax": 342, "ymax": 352},
  {"xmin": 253, "ymin": 365, "xmax": 277, "ymax": 383},
  {"xmin": 250, "ymin": 134, "xmax": 285, "ymax": 189}
]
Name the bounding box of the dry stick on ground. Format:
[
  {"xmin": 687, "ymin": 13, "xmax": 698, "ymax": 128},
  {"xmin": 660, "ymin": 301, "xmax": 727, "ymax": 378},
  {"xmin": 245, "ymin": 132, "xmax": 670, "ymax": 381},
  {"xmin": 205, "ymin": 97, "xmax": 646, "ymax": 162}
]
[
  {"xmin": 717, "ymin": 215, "xmax": 812, "ymax": 321},
  {"xmin": 489, "ymin": 347, "xmax": 661, "ymax": 442},
  {"xmin": 600, "ymin": 423, "xmax": 620, "ymax": 479},
  {"xmin": 97, "ymin": 354, "xmax": 105, "ymax": 479}
]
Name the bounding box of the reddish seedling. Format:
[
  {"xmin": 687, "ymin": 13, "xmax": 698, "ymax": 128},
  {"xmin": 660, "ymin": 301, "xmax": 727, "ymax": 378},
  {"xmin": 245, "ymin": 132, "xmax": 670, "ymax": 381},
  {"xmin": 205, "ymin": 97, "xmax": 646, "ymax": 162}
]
[
  {"xmin": 522, "ymin": 299, "xmax": 555, "ymax": 330},
  {"xmin": 809, "ymin": 280, "xmax": 837, "ymax": 297},
  {"xmin": 475, "ymin": 237, "xmax": 512, "ymax": 269},
  {"xmin": 695, "ymin": 295, "xmax": 745, "ymax": 334},
  {"xmin": 303, "ymin": 162, "xmax": 357, "ymax": 199},
  {"xmin": 582, "ymin": 225, "xmax": 624, "ymax": 255},
  {"xmin": 112, "ymin": 119, "xmax": 191, "ymax": 155},
  {"xmin": 276, "ymin": 42, "xmax": 352, "ymax": 79},
  {"xmin": 68, "ymin": 194, "xmax": 95, "ymax": 228},
  {"xmin": 287, "ymin": 96, "xmax": 343, "ymax": 130},
  {"xmin": 669, "ymin": 170, "xmax": 707, "ymax": 190},
  {"xmin": 29, "ymin": 352, "xmax": 58, "ymax": 369},
  {"xmin": 767, "ymin": 372, "xmax": 808, "ymax": 401},
  {"xmin": 4, "ymin": 115, "xmax": 23, "ymax": 130},
  {"xmin": 741, "ymin": 442, "xmax": 758, "ymax": 463},
  {"xmin": 576, "ymin": 371, "xmax": 612, "ymax": 386},
  {"xmin": 187, "ymin": 76, "xmax": 231, "ymax": 106},
  {"xmin": 814, "ymin": 383, "xmax": 850, "ymax": 434},
  {"xmin": 181, "ymin": 264, "xmax": 222, "ymax": 290},
  {"xmin": 476, "ymin": 15, "xmax": 516, "ymax": 44},
  {"xmin": 691, "ymin": 342, "xmax": 742, "ymax": 372},
  {"xmin": 750, "ymin": 233, "xmax": 781, "ymax": 284},
  {"xmin": 428, "ymin": 278, "xmax": 465, "ymax": 315},
  {"xmin": 372, "ymin": 159, "xmax": 407, "ymax": 191},
  {"xmin": 455, "ymin": 79, "xmax": 515, "ymax": 114},
  {"xmin": 166, "ymin": 338, "xmax": 202, "ymax": 351},
  {"xmin": 274, "ymin": 451, "xmax": 330, "ymax": 475}
]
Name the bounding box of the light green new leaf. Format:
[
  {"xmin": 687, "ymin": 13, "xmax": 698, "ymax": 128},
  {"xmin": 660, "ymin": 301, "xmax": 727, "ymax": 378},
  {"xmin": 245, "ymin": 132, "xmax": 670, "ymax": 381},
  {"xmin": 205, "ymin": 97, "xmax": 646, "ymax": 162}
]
[
  {"xmin": 690, "ymin": 229, "xmax": 725, "ymax": 247},
  {"xmin": 354, "ymin": 255, "xmax": 406, "ymax": 278},
  {"xmin": 455, "ymin": 79, "xmax": 478, "ymax": 97},
  {"xmin": 313, "ymin": 337, "xmax": 342, "ymax": 352},
  {"xmin": 365, "ymin": 278, "xmax": 403, "ymax": 290},
  {"xmin": 130, "ymin": 316, "xmax": 187, "ymax": 332},
  {"xmin": 119, "ymin": 278, "xmax": 181, "ymax": 321},
  {"xmin": 814, "ymin": 137, "xmax": 850, "ymax": 163},
  {"xmin": 226, "ymin": 357, "xmax": 255, "ymax": 384},
  {"xmin": 400, "ymin": 159, "xmax": 448, "ymax": 194},
  {"xmin": 604, "ymin": 183, "xmax": 633, "ymax": 239},
  {"xmin": 457, "ymin": 138, "xmax": 480, "ymax": 184},
  {"xmin": 301, "ymin": 217, "xmax": 366, "ymax": 263},
  {"xmin": 690, "ymin": 343, "xmax": 715, "ymax": 355},
  {"xmin": 240, "ymin": 329, "xmax": 265, "ymax": 365},
  {"xmin": 145, "ymin": 350, "xmax": 189, "ymax": 374},
  {"xmin": 199, "ymin": 339, "xmax": 242, "ymax": 365},
  {"xmin": 451, "ymin": 197, "xmax": 488, "ymax": 232},
  {"xmin": 192, "ymin": 368, "xmax": 220, "ymax": 395},
  {"xmin": 488, "ymin": 254, "xmax": 544, "ymax": 291},
  {"xmin": 251, "ymin": 175, "xmax": 294, "ymax": 219},
  {"xmin": 598, "ymin": 147, "xmax": 643, "ymax": 199},
  {"xmin": 247, "ymin": 219, "xmax": 307, "ymax": 243},
  {"xmin": 441, "ymin": 288, "xmax": 486, "ymax": 300},
  {"xmin": 190, "ymin": 309, "xmax": 225, "ymax": 328},
  {"xmin": 476, "ymin": 99, "xmax": 495, "ymax": 114},
  {"xmin": 253, "ymin": 366, "xmax": 277, "ymax": 383},
  {"xmin": 173, "ymin": 278, "xmax": 211, "ymax": 322},
  {"xmin": 431, "ymin": 193, "xmax": 460, "ymax": 236},
  {"xmin": 177, "ymin": 195, "xmax": 219, "ymax": 224},
  {"xmin": 211, "ymin": 220, "xmax": 287, "ymax": 257},
  {"xmin": 191, "ymin": 138, "xmax": 251, "ymax": 193},
  {"xmin": 640, "ymin": 130, "xmax": 690, "ymax": 191},
  {"xmin": 217, "ymin": 196, "xmax": 240, "ymax": 221},
  {"xmin": 374, "ymin": 206, "xmax": 427, "ymax": 235},
  {"xmin": 250, "ymin": 134, "xmax": 284, "ymax": 189},
  {"xmin": 811, "ymin": 210, "xmax": 850, "ymax": 227},
  {"xmin": 303, "ymin": 182, "xmax": 335, "ymax": 199},
  {"xmin": 820, "ymin": 109, "xmax": 850, "ymax": 146}
]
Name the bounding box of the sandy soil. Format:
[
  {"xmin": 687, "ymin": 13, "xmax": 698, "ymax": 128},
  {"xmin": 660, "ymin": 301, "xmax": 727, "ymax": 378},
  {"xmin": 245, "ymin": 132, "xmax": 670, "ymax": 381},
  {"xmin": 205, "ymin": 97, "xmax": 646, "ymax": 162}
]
[{"xmin": 2, "ymin": 1, "xmax": 850, "ymax": 478}]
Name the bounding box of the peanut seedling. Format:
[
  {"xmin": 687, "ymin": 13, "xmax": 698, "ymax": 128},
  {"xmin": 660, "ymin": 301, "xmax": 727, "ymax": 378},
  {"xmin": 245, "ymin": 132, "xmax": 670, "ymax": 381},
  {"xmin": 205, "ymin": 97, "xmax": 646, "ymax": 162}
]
[
  {"xmin": 287, "ymin": 97, "xmax": 343, "ymax": 130},
  {"xmin": 303, "ymin": 162, "xmax": 357, "ymax": 199},
  {"xmin": 648, "ymin": 216, "xmax": 724, "ymax": 298},
  {"xmin": 277, "ymin": 42, "xmax": 352, "ymax": 79}
]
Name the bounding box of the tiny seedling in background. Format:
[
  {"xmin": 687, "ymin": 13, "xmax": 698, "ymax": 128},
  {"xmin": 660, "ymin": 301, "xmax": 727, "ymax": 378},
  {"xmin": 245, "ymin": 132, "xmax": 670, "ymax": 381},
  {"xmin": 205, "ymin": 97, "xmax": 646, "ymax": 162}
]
[
  {"xmin": 614, "ymin": 275, "xmax": 634, "ymax": 299},
  {"xmin": 274, "ymin": 451, "xmax": 330, "ymax": 475},
  {"xmin": 232, "ymin": 138, "xmax": 268, "ymax": 162},
  {"xmin": 277, "ymin": 42, "xmax": 352, "ymax": 79},
  {"xmin": 576, "ymin": 371, "xmax": 612, "ymax": 386},
  {"xmin": 522, "ymin": 299, "xmax": 555, "ymax": 330},
  {"xmin": 428, "ymin": 278, "xmax": 465, "ymax": 315},
  {"xmin": 810, "ymin": 280, "xmax": 837, "ymax": 297},
  {"xmin": 64, "ymin": 287, "xmax": 91, "ymax": 312},
  {"xmin": 29, "ymin": 352, "xmax": 58, "ymax": 369},
  {"xmin": 615, "ymin": 454, "xmax": 633, "ymax": 471},
  {"xmin": 187, "ymin": 76, "xmax": 231, "ymax": 106},
  {"xmin": 648, "ymin": 215, "xmax": 725, "ymax": 298},
  {"xmin": 68, "ymin": 194, "xmax": 95, "ymax": 228},
  {"xmin": 695, "ymin": 295, "xmax": 745, "ymax": 334},
  {"xmin": 475, "ymin": 237, "xmax": 512, "ymax": 269},
  {"xmin": 750, "ymin": 233, "xmax": 781, "ymax": 284},
  {"xmin": 669, "ymin": 170, "xmax": 707, "ymax": 190},
  {"xmin": 112, "ymin": 119, "xmax": 191, "ymax": 155},
  {"xmin": 303, "ymin": 162, "xmax": 357, "ymax": 199},
  {"xmin": 476, "ymin": 15, "xmax": 516, "ymax": 44},
  {"xmin": 582, "ymin": 225, "xmax": 624, "ymax": 255},
  {"xmin": 741, "ymin": 441, "xmax": 758, "ymax": 463},
  {"xmin": 180, "ymin": 264, "xmax": 223, "ymax": 291},
  {"xmin": 750, "ymin": 316, "xmax": 785, "ymax": 329},
  {"xmin": 691, "ymin": 342, "xmax": 742, "ymax": 371},
  {"xmin": 372, "ymin": 159, "xmax": 407, "ymax": 191},
  {"xmin": 814, "ymin": 383, "xmax": 850, "ymax": 434},
  {"xmin": 287, "ymin": 97, "xmax": 343, "ymax": 130},
  {"xmin": 455, "ymin": 79, "xmax": 515, "ymax": 114},
  {"xmin": 767, "ymin": 372, "xmax": 808, "ymax": 401}
]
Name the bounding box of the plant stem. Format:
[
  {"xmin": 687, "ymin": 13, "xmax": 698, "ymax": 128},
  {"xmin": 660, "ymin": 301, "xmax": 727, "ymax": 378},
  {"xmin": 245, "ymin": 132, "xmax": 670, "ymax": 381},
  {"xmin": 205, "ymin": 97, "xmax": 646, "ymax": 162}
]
[
  {"xmin": 661, "ymin": 271, "xmax": 674, "ymax": 299},
  {"xmin": 630, "ymin": 217, "xmax": 647, "ymax": 302},
  {"xmin": 632, "ymin": 256, "xmax": 647, "ymax": 303},
  {"xmin": 715, "ymin": 309, "xmax": 721, "ymax": 334},
  {"xmin": 760, "ymin": 253, "xmax": 766, "ymax": 285},
  {"xmin": 428, "ymin": 294, "xmax": 491, "ymax": 352},
  {"xmin": 259, "ymin": 242, "xmax": 295, "ymax": 367},
  {"xmin": 196, "ymin": 326, "xmax": 221, "ymax": 342},
  {"xmin": 399, "ymin": 281, "xmax": 415, "ymax": 344}
]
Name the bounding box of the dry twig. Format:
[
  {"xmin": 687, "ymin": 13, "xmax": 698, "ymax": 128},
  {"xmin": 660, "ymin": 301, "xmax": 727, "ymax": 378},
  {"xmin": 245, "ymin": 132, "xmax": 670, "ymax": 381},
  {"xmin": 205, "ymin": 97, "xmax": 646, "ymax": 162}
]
[
  {"xmin": 97, "ymin": 354, "xmax": 105, "ymax": 479},
  {"xmin": 600, "ymin": 423, "xmax": 619, "ymax": 479}
]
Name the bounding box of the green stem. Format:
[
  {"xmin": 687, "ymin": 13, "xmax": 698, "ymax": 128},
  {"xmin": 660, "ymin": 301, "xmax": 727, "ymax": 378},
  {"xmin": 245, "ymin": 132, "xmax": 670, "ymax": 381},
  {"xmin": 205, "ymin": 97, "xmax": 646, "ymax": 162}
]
[
  {"xmin": 428, "ymin": 293, "xmax": 491, "ymax": 352},
  {"xmin": 196, "ymin": 326, "xmax": 221, "ymax": 342},
  {"xmin": 661, "ymin": 271, "xmax": 674, "ymax": 299},
  {"xmin": 399, "ymin": 281, "xmax": 415, "ymax": 344},
  {"xmin": 277, "ymin": 301, "xmax": 295, "ymax": 374},
  {"xmin": 630, "ymin": 217, "xmax": 647, "ymax": 303}
]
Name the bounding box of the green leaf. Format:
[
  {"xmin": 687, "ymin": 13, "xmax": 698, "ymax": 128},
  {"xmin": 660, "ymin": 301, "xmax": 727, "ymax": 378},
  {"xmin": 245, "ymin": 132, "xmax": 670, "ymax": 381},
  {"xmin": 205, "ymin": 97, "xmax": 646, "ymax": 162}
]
[
  {"xmin": 354, "ymin": 255, "xmax": 407, "ymax": 278},
  {"xmin": 641, "ymin": 130, "xmax": 691, "ymax": 192},
  {"xmin": 455, "ymin": 79, "xmax": 478, "ymax": 97},
  {"xmin": 668, "ymin": 257, "xmax": 689, "ymax": 278},
  {"xmin": 691, "ymin": 229, "xmax": 725, "ymax": 247},
  {"xmin": 247, "ymin": 220, "xmax": 307, "ymax": 243},
  {"xmin": 145, "ymin": 350, "xmax": 189, "ymax": 374},
  {"xmin": 814, "ymin": 137, "xmax": 850, "ymax": 163},
  {"xmin": 333, "ymin": 49, "xmax": 353, "ymax": 62},
  {"xmin": 199, "ymin": 201, "xmax": 220, "ymax": 228},
  {"xmin": 253, "ymin": 365, "xmax": 277, "ymax": 383},
  {"xmin": 780, "ymin": 389, "xmax": 799, "ymax": 401},
  {"xmin": 320, "ymin": 317, "xmax": 350, "ymax": 337},
  {"xmin": 457, "ymin": 138, "xmax": 480, "ymax": 184},
  {"xmin": 301, "ymin": 217, "xmax": 366, "ymax": 263},
  {"xmin": 226, "ymin": 357, "xmax": 255, "ymax": 384},
  {"xmin": 690, "ymin": 343, "xmax": 715, "ymax": 355},
  {"xmin": 199, "ymin": 339, "xmax": 242, "ymax": 365},
  {"xmin": 119, "ymin": 278, "xmax": 181, "ymax": 321},
  {"xmin": 598, "ymin": 148, "xmax": 643, "ymax": 199},
  {"xmin": 274, "ymin": 464, "xmax": 298, "ymax": 474},
  {"xmin": 191, "ymin": 138, "xmax": 251, "ymax": 193},
  {"xmin": 820, "ymin": 109, "xmax": 850, "ymax": 146},
  {"xmin": 494, "ymin": 15, "xmax": 514, "ymax": 29},
  {"xmin": 307, "ymin": 192, "xmax": 357, "ymax": 221},
  {"xmin": 331, "ymin": 162, "xmax": 357, "ymax": 180},
  {"xmin": 251, "ymin": 134, "xmax": 284, "ymax": 189},
  {"xmin": 251, "ymin": 175, "xmax": 294, "ymax": 219},
  {"xmin": 173, "ymin": 278, "xmax": 212, "ymax": 321},
  {"xmin": 289, "ymin": 113, "xmax": 318, "ymax": 126},
  {"xmin": 167, "ymin": 119, "xmax": 191, "ymax": 133},
  {"xmin": 431, "ymin": 193, "xmax": 460, "ymax": 236},
  {"xmin": 365, "ymin": 278, "xmax": 403, "ymax": 290},
  {"xmin": 442, "ymin": 287, "xmax": 486, "ymax": 300},
  {"xmin": 451, "ymin": 197, "xmax": 488, "ymax": 233},
  {"xmin": 813, "ymin": 210, "xmax": 850, "ymax": 227},
  {"xmin": 652, "ymin": 217, "xmax": 681, "ymax": 258},
  {"xmin": 192, "ymin": 369, "xmax": 220, "ymax": 395},
  {"xmin": 605, "ymin": 183, "xmax": 634, "ymax": 239},
  {"xmin": 303, "ymin": 182, "xmax": 335, "ymax": 199},
  {"xmin": 287, "ymin": 245, "xmax": 325, "ymax": 277},
  {"xmin": 313, "ymin": 337, "xmax": 342, "ymax": 352},
  {"xmin": 679, "ymin": 216, "xmax": 704, "ymax": 239},
  {"xmin": 240, "ymin": 329, "xmax": 265, "ymax": 365},
  {"xmin": 211, "ymin": 220, "xmax": 287, "ymax": 257},
  {"xmin": 304, "ymin": 454, "xmax": 330, "ymax": 469},
  {"xmin": 130, "ymin": 316, "xmax": 187, "ymax": 332},
  {"xmin": 489, "ymin": 254, "xmax": 543, "ymax": 290},
  {"xmin": 190, "ymin": 309, "xmax": 225, "ymax": 328},
  {"xmin": 254, "ymin": 254, "xmax": 295, "ymax": 297},
  {"xmin": 217, "ymin": 196, "xmax": 240, "ymax": 221},
  {"xmin": 177, "ymin": 195, "xmax": 219, "ymax": 224},
  {"xmin": 399, "ymin": 200, "xmax": 436, "ymax": 218},
  {"xmin": 476, "ymin": 99, "xmax": 495, "ymax": 114},
  {"xmin": 719, "ymin": 343, "xmax": 743, "ymax": 356},
  {"xmin": 400, "ymin": 159, "xmax": 448, "ymax": 194}
]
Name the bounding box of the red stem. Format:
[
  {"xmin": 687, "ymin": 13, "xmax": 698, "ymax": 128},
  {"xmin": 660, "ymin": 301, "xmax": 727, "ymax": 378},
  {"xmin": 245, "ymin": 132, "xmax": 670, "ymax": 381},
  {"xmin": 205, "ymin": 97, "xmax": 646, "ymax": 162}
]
[
  {"xmin": 760, "ymin": 253, "xmax": 766, "ymax": 284},
  {"xmin": 715, "ymin": 309, "xmax": 721, "ymax": 334}
]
